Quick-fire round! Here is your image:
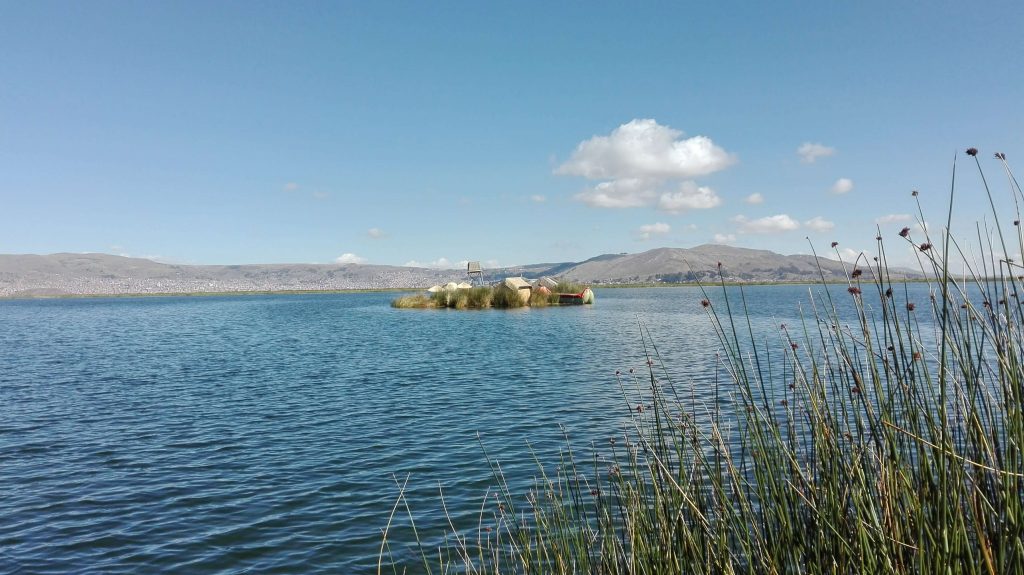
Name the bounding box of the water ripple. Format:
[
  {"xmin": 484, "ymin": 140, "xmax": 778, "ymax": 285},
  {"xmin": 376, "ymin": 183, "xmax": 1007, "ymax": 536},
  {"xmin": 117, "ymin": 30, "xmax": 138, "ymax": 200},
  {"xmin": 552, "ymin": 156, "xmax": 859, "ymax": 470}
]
[{"xmin": 0, "ymin": 287, "xmax": 919, "ymax": 572}]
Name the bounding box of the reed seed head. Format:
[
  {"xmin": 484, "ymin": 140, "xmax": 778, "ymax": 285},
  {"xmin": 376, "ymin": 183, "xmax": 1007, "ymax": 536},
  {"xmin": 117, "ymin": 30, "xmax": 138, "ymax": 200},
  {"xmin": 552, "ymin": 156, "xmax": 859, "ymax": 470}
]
[
  {"xmin": 995, "ymin": 152, "xmax": 1006, "ymax": 160},
  {"xmin": 899, "ymin": 227, "xmax": 911, "ymax": 237},
  {"xmin": 848, "ymin": 286, "xmax": 862, "ymax": 295},
  {"xmin": 966, "ymin": 147, "xmax": 978, "ymax": 156},
  {"xmin": 831, "ymin": 241, "xmax": 839, "ymax": 248},
  {"xmin": 919, "ymin": 242, "xmax": 932, "ymax": 251},
  {"xmin": 907, "ymin": 302, "xmax": 915, "ymax": 311},
  {"xmin": 852, "ymin": 268, "xmax": 863, "ymax": 278}
]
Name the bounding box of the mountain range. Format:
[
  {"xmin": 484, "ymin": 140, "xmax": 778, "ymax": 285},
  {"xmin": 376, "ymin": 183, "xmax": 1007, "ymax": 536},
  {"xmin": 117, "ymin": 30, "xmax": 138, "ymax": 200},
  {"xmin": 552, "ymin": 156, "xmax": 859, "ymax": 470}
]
[{"xmin": 0, "ymin": 245, "xmax": 905, "ymax": 297}]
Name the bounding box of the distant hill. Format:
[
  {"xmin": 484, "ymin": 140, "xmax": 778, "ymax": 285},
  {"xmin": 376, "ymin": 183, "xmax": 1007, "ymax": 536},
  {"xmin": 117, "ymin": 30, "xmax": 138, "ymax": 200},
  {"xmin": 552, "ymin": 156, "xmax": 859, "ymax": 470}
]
[
  {"xmin": 0, "ymin": 247, "xmax": 910, "ymax": 297},
  {"xmin": 0, "ymin": 253, "xmax": 456, "ymax": 297},
  {"xmin": 548, "ymin": 245, "xmax": 890, "ymax": 283}
]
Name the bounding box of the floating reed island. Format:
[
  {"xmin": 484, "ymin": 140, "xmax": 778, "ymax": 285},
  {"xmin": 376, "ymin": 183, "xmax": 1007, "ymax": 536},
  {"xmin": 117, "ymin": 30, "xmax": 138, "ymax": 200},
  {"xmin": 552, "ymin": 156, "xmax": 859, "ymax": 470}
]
[{"xmin": 392, "ymin": 277, "xmax": 594, "ymax": 309}]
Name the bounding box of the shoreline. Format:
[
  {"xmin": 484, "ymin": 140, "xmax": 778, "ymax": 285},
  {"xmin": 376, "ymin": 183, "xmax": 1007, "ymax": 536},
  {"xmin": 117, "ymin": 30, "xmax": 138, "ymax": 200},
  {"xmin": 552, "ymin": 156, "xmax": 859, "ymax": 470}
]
[{"xmin": 0, "ymin": 278, "xmax": 938, "ymax": 301}]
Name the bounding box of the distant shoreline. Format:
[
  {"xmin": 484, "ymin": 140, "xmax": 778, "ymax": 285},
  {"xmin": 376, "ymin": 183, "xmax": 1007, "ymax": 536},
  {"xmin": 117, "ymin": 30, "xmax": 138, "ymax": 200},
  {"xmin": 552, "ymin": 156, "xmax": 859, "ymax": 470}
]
[{"xmin": 0, "ymin": 279, "xmax": 936, "ymax": 301}]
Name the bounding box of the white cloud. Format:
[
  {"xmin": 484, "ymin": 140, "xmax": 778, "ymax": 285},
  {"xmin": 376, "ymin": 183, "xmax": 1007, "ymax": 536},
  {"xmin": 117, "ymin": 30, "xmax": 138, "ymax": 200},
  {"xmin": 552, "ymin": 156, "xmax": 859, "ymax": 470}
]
[
  {"xmin": 574, "ymin": 177, "xmax": 658, "ymax": 208},
  {"xmin": 657, "ymin": 182, "xmax": 721, "ymax": 213},
  {"xmin": 283, "ymin": 182, "xmax": 300, "ymax": 192},
  {"xmin": 733, "ymin": 214, "xmax": 801, "ymax": 234},
  {"xmin": 530, "ymin": 194, "xmax": 547, "ymax": 203},
  {"xmin": 804, "ymin": 216, "xmax": 835, "ymax": 232},
  {"xmin": 335, "ymin": 253, "xmax": 366, "ymax": 264},
  {"xmin": 403, "ymin": 257, "xmax": 457, "ymax": 269},
  {"xmin": 797, "ymin": 142, "xmax": 836, "ymax": 163},
  {"xmin": 826, "ymin": 248, "xmax": 870, "ymax": 262},
  {"xmin": 558, "ymin": 119, "xmax": 735, "ymax": 212},
  {"xmin": 745, "ymin": 193, "xmax": 764, "ymax": 204},
  {"xmin": 638, "ymin": 222, "xmax": 671, "ymax": 240},
  {"xmin": 875, "ymin": 214, "xmax": 911, "ymax": 224},
  {"xmin": 557, "ymin": 119, "xmax": 736, "ymax": 180},
  {"xmin": 367, "ymin": 227, "xmax": 386, "ymax": 239},
  {"xmin": 830, "ymin": 178, "xmax": 854, "ymax": 195},
  {"xmin": 713, "ymin": 233, "xmax": 737, "ymax": 244}
]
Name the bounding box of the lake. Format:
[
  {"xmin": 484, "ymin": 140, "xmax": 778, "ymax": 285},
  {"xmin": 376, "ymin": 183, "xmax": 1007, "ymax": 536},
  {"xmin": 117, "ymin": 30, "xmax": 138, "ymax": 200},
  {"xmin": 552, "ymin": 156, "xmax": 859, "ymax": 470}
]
[{"xmin": 0, "ymin": 285, "xmax": 927, "ymax": 573}]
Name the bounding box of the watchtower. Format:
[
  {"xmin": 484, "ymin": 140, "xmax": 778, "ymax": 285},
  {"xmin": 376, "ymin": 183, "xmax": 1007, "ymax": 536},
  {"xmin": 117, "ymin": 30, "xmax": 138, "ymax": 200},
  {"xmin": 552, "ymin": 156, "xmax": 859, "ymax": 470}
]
[{"xmin": 467, "ymin": 261, "xmax": 484, "ymax": 285}]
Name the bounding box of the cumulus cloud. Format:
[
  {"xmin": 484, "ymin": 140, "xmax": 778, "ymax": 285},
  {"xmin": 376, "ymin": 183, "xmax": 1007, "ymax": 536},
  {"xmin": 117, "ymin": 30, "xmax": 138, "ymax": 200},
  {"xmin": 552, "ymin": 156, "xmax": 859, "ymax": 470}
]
[
  {"xmin": 367, "ymin": 227, "xmax": 386, "ymax": 239},
  {"xmin": 638, "ymin": 222, "xmax": 671, "ymax": 240},
  {"xmin": 574, "ymin": 177, "xmax": 659, "ymax": 208},
  {"xmin": 558, "ymin": 119, "xmax": 735, "ymax": 212},
  {"xmin": 830, "ymin": 178, "xmax": 854, "ymax": 195},
  {"xmin": 713, "ymin": 233, "xmax": 737, "ymax": 244},
  {"xmin": 826, "ymin": 248, "xmax": 871, "ymax": 262},
  {"xmin": 657, "ymin": 182, "xmax": 721, "ymax": 213},
  {"xmin": 403, "ymin": 257, "xmax": 458, "ymax": 269},
  {"xmin": 745, "ymin": 193, "xmax": 764, "ymax": 204},
  {"xmin": 557, "ymin": 119, "xmax": 735, "ymax": 180},
  {"xmin": 875, "ymin": 213, "xmax": 911, "ymax": 224},
  {"xmin": 797, "ymin": 142, "xmax": 836, "ymax": 163},
  {"xmin": 804, "ymin": 216, "xmax": 835, "ymax": 232},
  {"xmin": 530, "ymin": 194, "xmax": 547, "ymax": 203},
  {"xmin": 335, "ymin": 253, "xmax": 366, "ymax": 264},
  {"xmin": 733, "ymin": 214, "xmax": 801, "ymax": 234}
]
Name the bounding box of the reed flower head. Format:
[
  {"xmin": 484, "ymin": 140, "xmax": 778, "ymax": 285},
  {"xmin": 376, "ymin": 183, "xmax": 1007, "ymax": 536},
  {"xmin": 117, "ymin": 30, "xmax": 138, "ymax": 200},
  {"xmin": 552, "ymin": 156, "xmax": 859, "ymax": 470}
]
[
  {"xmin": 907, "ymin": 302, "xmax": 915, "ymax": 311},
  {"xmin": 852, "ymin": 268, "xmax": 862, "ymax": 278},
  {"xmin": 919, "ymin": 242, "xmax": 932, "ymax": 251},
  {"xmin": 899, "ymin": 227, "xmax": 911, "ymax": 237},
  {"xmin": 831, "ymin": 241, "xmax": 839, "ymax": 248},
  {"xmin": 911, "ymin": 190, "xmax": 918, "ymax": 197},
  {"xmin": 701, "ymin": 299, "xmax": 710, "ymax": 307},
  {"xmin": 966, "ymin": 147, "xmax": 978, "ymax": 156},
  {"xmin": 848, "ymin": 286, "xmax": 861, "ymax": 295},
  {"xmin": 995, "ymin": 152, "xmax": 1006, "ymax": 160}
]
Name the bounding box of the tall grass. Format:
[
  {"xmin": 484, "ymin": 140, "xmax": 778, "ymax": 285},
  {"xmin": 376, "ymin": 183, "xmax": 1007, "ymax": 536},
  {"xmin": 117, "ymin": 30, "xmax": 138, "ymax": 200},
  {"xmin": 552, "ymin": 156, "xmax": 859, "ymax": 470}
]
[{"xmin": 381, "ymin": 150, "xmax": 1024, "ymax": 574}]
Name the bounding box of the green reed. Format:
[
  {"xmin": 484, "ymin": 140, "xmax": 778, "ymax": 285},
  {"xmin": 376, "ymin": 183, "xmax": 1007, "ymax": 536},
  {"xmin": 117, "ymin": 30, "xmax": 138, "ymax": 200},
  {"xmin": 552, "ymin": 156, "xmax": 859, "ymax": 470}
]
[{"xmin": 381, "ymin": 149, "xmax": 1024, "ymax": 574}]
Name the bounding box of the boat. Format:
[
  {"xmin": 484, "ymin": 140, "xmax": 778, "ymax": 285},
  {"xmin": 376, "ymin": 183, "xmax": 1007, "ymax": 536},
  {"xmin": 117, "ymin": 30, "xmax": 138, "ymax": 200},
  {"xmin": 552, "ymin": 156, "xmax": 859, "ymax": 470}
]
[{"xmin": 557, "ymin": 287, "xmax": 595, "ymax": 305}]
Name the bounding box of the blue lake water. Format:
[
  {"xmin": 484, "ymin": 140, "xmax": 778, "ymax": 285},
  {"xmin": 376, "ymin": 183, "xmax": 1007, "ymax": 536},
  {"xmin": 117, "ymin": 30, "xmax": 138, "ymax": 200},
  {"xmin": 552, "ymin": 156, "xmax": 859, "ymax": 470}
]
[{"xmin": 0, "ymin": 285, "xmax": 933, "ymax": 573}]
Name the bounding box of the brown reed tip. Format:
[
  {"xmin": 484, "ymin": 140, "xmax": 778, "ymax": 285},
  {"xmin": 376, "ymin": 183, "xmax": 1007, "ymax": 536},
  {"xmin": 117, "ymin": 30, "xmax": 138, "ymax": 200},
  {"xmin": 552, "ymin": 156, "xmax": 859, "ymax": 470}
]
[
  {"xmin": 899, "ymin": 227, "xmax": 910, "ymax": 237},
  {"xmin": 701, "ymin": 299, "xmax": 710, "ymax": 307},
  {"xmin": 995, "ymin": 152, "xmax": 1006, "ymax": 160},
  {"xmin": 852, "ymin": 268, "xmax": 863, "ymax": 278},
  {"xmin": 831, "ymin": 241, "xmax": 839, "ymax": 248},
  {"xmin": 907, "ymin": 302, "xmax": 915, "ymax": 311},
  {"xmin": 966, "ymin": 147, "xmax": 978, "ymax": 156},
  {"xmin": 885, "ymin": 287, "xmax": 893, "ymax": 298},
  {"xmin": 911, "ymin": 190, "xmax": 919, "ymax": 197},
  {"xmin": 918, "ymin": 242, "xmax": 932, "ymax": 251},
  {"xmin": 848, "ymin": 286, "xmax": 862, "ymax": 295}
]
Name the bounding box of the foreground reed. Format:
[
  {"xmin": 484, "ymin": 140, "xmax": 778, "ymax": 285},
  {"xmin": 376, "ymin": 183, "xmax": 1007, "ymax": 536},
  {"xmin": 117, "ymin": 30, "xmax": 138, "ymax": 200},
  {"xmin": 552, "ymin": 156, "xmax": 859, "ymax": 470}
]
[{"xmin": 382, "ymin": 149, "xmax": 1024, "ymax": 574}]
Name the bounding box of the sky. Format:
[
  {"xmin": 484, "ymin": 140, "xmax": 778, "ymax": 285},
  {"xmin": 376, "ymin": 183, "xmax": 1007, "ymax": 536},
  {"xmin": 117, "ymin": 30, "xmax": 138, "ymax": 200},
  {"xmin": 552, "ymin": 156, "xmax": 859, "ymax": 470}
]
[{"xmin": 2, "ymin": 1, "xmax": 1023, "ymax": 269}]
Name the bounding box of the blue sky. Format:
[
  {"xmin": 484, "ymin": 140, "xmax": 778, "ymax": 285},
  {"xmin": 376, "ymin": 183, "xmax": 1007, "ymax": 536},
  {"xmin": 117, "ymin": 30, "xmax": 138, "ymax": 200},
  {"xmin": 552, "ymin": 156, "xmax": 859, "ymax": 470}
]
[{"xmin": 2, "ymin": 2, "xmax": 1022, "ymax": 268}]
